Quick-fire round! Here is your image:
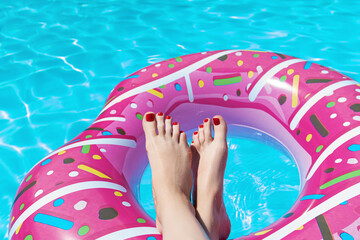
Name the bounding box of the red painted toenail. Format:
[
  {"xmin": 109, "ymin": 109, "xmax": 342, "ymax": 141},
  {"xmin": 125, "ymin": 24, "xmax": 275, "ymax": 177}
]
[
  {"xmin": 204, "ymin": 119, "xmax": 209, "ymax": 123},
  {"xmin": 199, "ymin": 124, "xmax": 204, "ymax": 128},
  {"xmin": 173, "ymin": 122, "xmax": 178, "ymax": 125},
  {"xmin": 166, "ymin": 116, "xmax": 171, "ymax": 119},
  {"xmin": 213, "ymin": 118, "xmax": 220, "ymax": 125},
  {"xmin": 194, "ymin": 131, "xmax": 198, "ymax": 135},
  {"xmin": 180, "ymin": 131, "xmax": 184, "ymax": 133},
  {"xmin": 191, "ymin": 141, "xmax": 194, "ymax": 143},
  {"xmin": 157, "ymin": 112, "xmax": 163, "ymax": 116},
  {"xmin": 146, "ymin": 113, "xmax": 155, "ymax": 122}
]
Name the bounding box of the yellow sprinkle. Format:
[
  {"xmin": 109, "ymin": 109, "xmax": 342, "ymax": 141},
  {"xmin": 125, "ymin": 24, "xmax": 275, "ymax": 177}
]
[
  {"xmin": 287, "ymin": 69, "xmax": 294, "ymax": 75},
  {"xmin": 152, "ymin": 73, "xmax": 158, "ymax": 78},
  {"xmin": 11, "ymin": 216, "xmax": 14, "ymax": 223},
  {"xmin": 15, "ymin": 222, "xmax": 23, "ymax": 235},
  {"xmin": 114, "ymin": 191, "xmax": 123, "ymax": 197},
  {"xmin": 306, "ymin": 134, "xmax": 312, "ymax": 142},
  {"xmin": 58, "ymin": 150, "xmax": 66, "ymax": 155},
  {"xmin": 198, "ymin": 80, "xmax": 204, "ymax": 88},
  {"xmin": 237, "ymin": 60, "xmax": 243, "ymax": 66},
  {"xmin": 305, "ymin": 93, "xmax": 311, "ymax": 99},
  {"xmin": 254, "ymin": 229, "xmax": 272, "ymax": 236},
  {"xmin": 357, "ymin": 84, "xmax": 360, "ymax": 87},
  {"xmin": 93, "ymin": 155, "xmax": 101, "ymax": 160},
  {"xmin": 147, "ymin": 89, "xmax": 164, "ymax": 99},
  {"xmin": 297, "ymin": 225, "xmax": 304, "ymax": 230},
  {"xmin": 248, "ymin": 71, "xmax": 254, "ymax": 78},
  {"xmin": 292, "ymin": 74, "xmax": 300, "ymax": 108},
  {"xmin": 78, "ymin": 164, "xmax": 111, "ymax": 179}
]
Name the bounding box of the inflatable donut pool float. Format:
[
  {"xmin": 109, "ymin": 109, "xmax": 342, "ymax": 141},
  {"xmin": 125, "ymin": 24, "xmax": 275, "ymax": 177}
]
[{"xmin": 9, "ymin": 50, "xmax": 360, "ymax": 240}]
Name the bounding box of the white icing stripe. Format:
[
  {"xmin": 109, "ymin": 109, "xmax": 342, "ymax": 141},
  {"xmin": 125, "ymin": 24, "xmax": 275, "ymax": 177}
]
[
  {"xmin": 290, "ymin": 80, "xmax": 357, "ymax": 130},
  {"xmin": 306, "ymin": 125, "xmax": 360, "ymax": 181},
  {"xmin": 96, "ymin": 227, "xmax": 160, "ymax": 240},
  {"xmin": 263, "ymin": 181, "xmax": 360, "ymax": 240},
  {"xmin": 93, "ymin": 117, "xmax": 126, "ymax": 124},
  {"xmin": 184, "ymin": 74, "xmax": 194, "ymax": 102},
  {"xmin": 100, "ymin": 50, "xmax": 238, "ymax": 114},
  {"xmin": 9, "ymin": 181, "xmax": 127, "ymax": 239},
  {"xmin": 248, "ymin": 59, "xmax": 306, "ymax": 102},
  {"xmin": 25, "ymin": 138, "xmax": 136, "ymax": 177}
]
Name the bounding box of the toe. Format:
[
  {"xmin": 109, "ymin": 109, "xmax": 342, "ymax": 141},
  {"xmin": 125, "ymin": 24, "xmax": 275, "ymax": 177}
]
[
  {"xmin": 212, "ymin": 115, "xmax": 227, "ymax": 141},
  {"xmin": 156, "ymin": 112, "xmax": 165, "ymax": 135},
  {"xmin": 198, "ymin": 123, "xmax": 205, "ymax": 143},
  {"xmin": 193, "ymin": 130, "xmax": 199, "ymax": 146},
  {"xmin": 142, "ymin": 112, "xmax": 157, "ymax": 138},
  {"xmin": 165, "ymin": 115, "xmax": 172, "ymax": 137},
  {"xmin": 203, "ymin": 118, "xmax": 213, "ymax": 143},
  {"xmin": 179, "ymin": 131, "xmax": 187, "ymax": 146},
  {"xmin": 172, "ymin": 121, "xmax": 180, "ymax": 141}
]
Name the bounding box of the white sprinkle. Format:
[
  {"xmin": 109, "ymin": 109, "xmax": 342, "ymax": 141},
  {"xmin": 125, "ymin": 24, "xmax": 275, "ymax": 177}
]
[
  {"xmin": 338, "ymin": 97, "xmax": 347, "ymax": 103},
  {"xmin": 69, "ymin": 171, "xmax": 79, "ymax": 177},
  {"xmin": 141, "ymin": 69, "xmax": 147, "ymax": 72},
  {"xmin": 355, "ymin": 89, "xmax": 360, "ymax": 93},
  {"xmin": 110, "ymin": 110, "xmax": 116, "ymax": 114},
  {"xmin": 223, "ymin": 95, "xmax": 228, "ymax": 101},
  {"xmin": 155, "ymin": 64, "xmax": 161, "ymax": 67},
  {"xmin": 330, "ymin": 113, "xmax": 337, "ymax": 119},
  {"xmin": 122, "ymin": 201, "xmax": 131, "ymax": 207},
  {"xmin": 100, "ymin": 148, "xmax": 107, "ymax": 152},
  {"xmin": 325, "ymin": 91, "xmax": 334, "ymax": 96},
  {"xmin": 321, "ymin": 70, "xmax": 329, "ymax": 74},
  {"xmin": 74, "ymin": 200, "xmax": 87, "ymax": 210},
  {"xmin": 335, "ymin": 158, "xmax": 342, "ymax": 163},
  {"xmin": 343, "ymin": 122, "xmax": 350, "ymax": 127},
  {"xmin": 34, "ymin": 189, "xmax": 43, "ymax": 197},
  {"xmin": 201, "ymin": 52, "xmax": 207, "ymax": 54},
  {"xmin": 356, "ymin": 96, "xmax": 360, "ymax": 100},
  {"xmin": 256, "ymin": 65, "xmax": 263, "ymax": 74},
  {"xmin": 47, "ymin": 170, "xmax": 54, "ymax": 175},
  {"xmin": 353, "ymin": 116, "xmax": 360, "ymax": 121},
  {"xmin": 130, "ymin": 103, "xmax": 137, "ymax": 108},
  {"xmin": 235, "ymin": 52, "xmax": 242, "ymax": 56},
  {"xmin": 347, "ymin": 158, "xmax": 358, "ymax": 164}
]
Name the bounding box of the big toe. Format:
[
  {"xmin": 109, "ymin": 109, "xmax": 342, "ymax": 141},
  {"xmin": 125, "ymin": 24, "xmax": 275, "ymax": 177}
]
[
  {"xmin": 212, "ymin": 115, "xmax": 227, "ymax": 141},
  {"xmin": 142, "ymin": 112, "xmax": 157, "ymax": 138}
]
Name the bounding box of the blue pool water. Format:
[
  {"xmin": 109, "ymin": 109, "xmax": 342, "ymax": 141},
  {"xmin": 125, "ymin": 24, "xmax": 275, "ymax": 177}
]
[{"xmin": 1, "ymin": 0, "xmax": 359, "ymax": 239}]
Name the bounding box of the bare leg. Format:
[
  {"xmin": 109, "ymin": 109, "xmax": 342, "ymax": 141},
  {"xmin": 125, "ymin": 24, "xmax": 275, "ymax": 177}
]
[
  {"xmin": 191, "ymin": 115, "xmax": 231, "ymax": 240},
  {"xmin": 143, "ymin": 112, "xmax": 208, "ymax": 240}
]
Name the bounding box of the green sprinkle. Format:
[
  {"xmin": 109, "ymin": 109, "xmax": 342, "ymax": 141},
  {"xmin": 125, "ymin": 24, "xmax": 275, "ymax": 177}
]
[
  {"xmin": 78, "ymin": 225, "xmax": 90, "ymax": 236},
  {"xmin": 136, "ymin": 113, "xmax": 143, "ymax": 120},
  {"xmin": 326, "ymin": 102, "xmax": 335, "ymax": 108},
  {"xmin": 320, "ymin": 169, "xmax": 360, "ymax": 189},
  {"xmin": 25, "ymin": 175, "xmax": 32, "ymax": 182},
  {"xmin": 104, "ymin": 96, "xmax": 115, "ymax": 105},
  {"xmin": 213, "ymin": 76, "xmax": 242, "ymax": 86},
  {"xmin": 316, "ymin": 145, "xmax": 324, "ymax": 153},
  {"xmin": 175, "ymin": 57, "xmax": 182, "ymax": 62},
  {"xmin": 24, "ymin": 235, "xmax": 33, "ymax": 240},
  {"xmin": 253, "ymin": 54, "xmax": 260, "ymax": 58},
  {"xmin": 20, "ymin": 203, "xmax": 25, "ymax": 211},
  {"xmin": 137, "ymin": 218, "xmax": 146, "ymax": 223},
  {"xmin": 81, "ymin": 145, "xmax": 90, "ymax": 154},
  {"xmin": 280, "ymin": 75, "xmax": 287, "ymax": 82},
  {"xmin": 85, "ymin": 135, "xmax": 92, "ymax": 139},
  {"xmin": 159, "ymin": 85, "xmax": 165, "ymax": 89},
  {"xmin": 168, "ymin": 63, "xmax": 174, "ymax": 68},
  {"xmin": 206, "ymin": 67, "xmax": 212, "ymax": 73}
]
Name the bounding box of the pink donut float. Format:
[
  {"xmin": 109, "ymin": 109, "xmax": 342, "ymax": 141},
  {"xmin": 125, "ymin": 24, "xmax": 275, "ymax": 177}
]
[{"xmin": 9, "ymin": 50, "xmax": 360, "ymax": 240}]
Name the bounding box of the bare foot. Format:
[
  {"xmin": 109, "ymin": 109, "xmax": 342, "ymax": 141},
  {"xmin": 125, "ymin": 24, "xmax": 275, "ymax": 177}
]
[
  {"xmin": 191, "ymin": 115, "xmax": 231, "ymax": 240},
  {"xmin": 142, "ymin": 112, "xmax": 193, "ymax": 233}
]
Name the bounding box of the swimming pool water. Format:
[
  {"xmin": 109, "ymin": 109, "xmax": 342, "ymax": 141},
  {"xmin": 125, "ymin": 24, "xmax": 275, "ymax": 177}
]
[{"xmin": 1, "ymin": 0, "xmax": 359, "ymax": 239}]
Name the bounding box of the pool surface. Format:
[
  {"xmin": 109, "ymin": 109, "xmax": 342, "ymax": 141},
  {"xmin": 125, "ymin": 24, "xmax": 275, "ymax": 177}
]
[{"xmin": 1, "ymin": 0, "xmax": 359, "ymax": 239}]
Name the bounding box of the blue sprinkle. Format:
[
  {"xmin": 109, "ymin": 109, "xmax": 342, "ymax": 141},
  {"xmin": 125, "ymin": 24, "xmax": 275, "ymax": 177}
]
[
  {"xmin": 175, "ymin": 83, "xmax": 182, "ymax": 91},
  {"xmin": 304, "ymin": 61, "xmax": 313, "ymax": 70},
  {"xmin": 53, "ymin": 198, "xmax": 64, "ymax": 207},
  {"xmin": 102, "ymin": 131, "xmax": 112, "ymax": 136},
  {"xmin": 41, "ymin": 159, "xmax": 51, "ymax": 166},
  {"xmin": 67, "ymin": 139, "xmax": 81, "ymax": 144},
  {"xmin": 348, "ymin": 144, "xmax": 360, "ymax": 152},
  {"xmin": 147, "ymin": 237, "xmax": 157, "ymax": 240},
  {"xmin": 34, "ymin": 213, "xmax": 74, "ymax": 230},
  {"xmin": 300, "ymin": 194, "xmax": 325, "ymax": 200},
  {"xmin": 340, "ymin": 200, "xmax": 348, "ymax": 205},
  {"xmin": 271, "ymin": 56, "xmax": 278, "ymax": 59},
  {"xmin": 283, "ymin": 212, "xmax": 294, "ymax": 218},
  {"xmin": 340, "ymin": 232, "xmax": 354, "ymax": 240}
]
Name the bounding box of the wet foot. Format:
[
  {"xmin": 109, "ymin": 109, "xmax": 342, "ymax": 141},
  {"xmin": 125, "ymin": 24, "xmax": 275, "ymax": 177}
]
[
  {"xmin": 191, "ymin": 115, "xmax": 231, "ymax": 240},
  {"xmin": 142, "ymin": 112, "xmax": 193, "ymax": 234}
]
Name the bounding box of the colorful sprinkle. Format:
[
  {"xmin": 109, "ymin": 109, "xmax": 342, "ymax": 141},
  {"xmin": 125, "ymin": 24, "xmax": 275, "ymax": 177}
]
[
  {"xmin": 35, "ymin": 189, "xmax": 43, "ymax": 197},
  {"xmin": 24, "ymin": 235, "xmax": 33, "ymax": 240},
  {"xmin": 326, "ymin": 102, "xmax": 335, "ymax": 108},
  {"xmin": 34, "ymin": 213, "xmax": 74, "ymax": 230},
  {"xmin": 306, "ymin": 79, "xmax": 333, "ymax": 84},
  {"xmin": 340, "ymin": 232, "xmax": 354, "ymax": 240},
  {"xmin": 117, "ymin": 128, "xmax": 126, "ymax": 135},
  {"xmin": 343, "ymin": 122, "xmax": 350, "ymax": 127},
  {"xmin": 47, "ymin": 170, "xmax": 54, "ymax": 175},
  {"xmin": 168, "ymin": 63, "xmax": 174, "ymax": 68},
  {"xmin": 69, "ymin": 171, "xmax": 79, "ymax": 177},
  {"xmin": 306, "ymin": 134, "xmax": 312, "ymax": 142},
  {"xmin": 64, "ymin": 158, "xmax": 75, "ymax": 164},
  {"xmin": 122, "ymin": 201, "xmax": 131, "ymax": 207},
  {"xmin": 237, "ymin": 60, "xmax": 243, "ymax": 66},
  {"xmin": 335, "ymin": 158, "xmax": 342, "ymax": 163},
  {"xmin": 206, "ymin": 67, "xmax": 212, "ymax": 73},
  {"xmin": 53, "ymin": 198, "xmax": 64, "ymax": 207},
  {"xmin": 147, "ymin": 89, "xmax": 164, "ymax": 98},
  {"xmin": 271, "ymin": 56, "xmax": 278, "ymax": 59},
  {"xmin": 78, "ymin": 164, "xmax": 111, "ymax": 179},
  {"xmin": 292, "ymin": 74, "xmax": 300, "ymax": 107},
  {"xmin": 93, "ymin": 155, "xmax": 101, "ymax": 160},
  {"xmin": 20, "ymin": 203, "xmax": 24, "ymax": 211},
  {"xmin": 236, "ymin": 89, "xmax": 241, "ymax": 96},
  {"xmin": 78, "ymin": 225, "xmax": 90, "ymax": 236},
  {"xmin": 213, "ymin": 76, "xmax": 242, "ymax": 86},
  {"xmin": 287, "ymin": 69, "xmax": 294, "ymax": 75},
  {"xmin": 253, "ymin": 54, "xmax": 259, "ymax": 58},
  {"xmin": 350, "ymin": 104, "xmax": 360, "ymax": 112},
  {"xmin": 301, "ymin": 194, "xmax": 325, "ymax": 200},
  {"xmin": 348, "ymin": 144, "xmax": 360, "ymax": 152},
  {"xmin": 340, "ymin": 201, "xmax": 348, "ymax": 205},
  {"xmin": 315, "ymin": 215, "xmax": 332, "ymax": 239},
  {"xmin": 175, "ymin": 83, "xmax": 182, "ymax": 91},
  {"xmin": 304, "ymin": 61, "xmax": 312, "ymax": 70},
  {"xmin": 325, "ymin": 168, "xmax": 334, "ymax": 173},
  {"xmin": 248, "ymin": 71, "xmax": 254, "ymax": 78},
  {"xmin": 58, "ymin": 150, "xmax": 66, "ymax": 155},
  {"xmin": 198, "ymin": 80, "xmax": 204, "ymax": 88},
  {"xmin": 254, "ymin": 229, "xmax": 272, "ymax": 235},
  {"xmin": 283, "ymin": 213, "xmax": 293, "ymax": 218},
  {"xmin": 316, "ymin": 145, "xmax": 324, "ymax": 153},
  {"xmin": 330, "ymin": 113, "xmax": 337, "ymax": 118},
  {"xmin": 320, "ymin": 169, "xmax": 360, "ymax": 189},
  {"xmin": 13, "ymin": 181, "xmax": 37, "ymax": 204},
  {"xmin": 41, "ymin": 159, "xmax": 51, "ymax": 166},
  {"xmin": 136, "ymin": 113, "xmax": 143, "ymax": 120},
  {"xmin": 347, "ymin": 158, "xmax": 358, "ymax": 164},
  {"xmin": 152, "ymin": 73, "xmax": 158, "ymax": 78},
  {"xmin": 74, "ymin": 200, "xmax": 87, "ymax": 210},
  {"xmin": 278, "ymin": 95, "xmax": 287, "ymax": 105},
  {"xmin": 338, "ymin": 97, "xmax": 347, "ymax": 103},
  {"xmin": 114, "ymin": 191, "xmax": 123, "ymax": 197},
  {"xmin": 137, "ymin": 218, "xmax": 146, "ymax": 223},
  {"xmin": 25, "ymin": 175, "xmax": 32, "ymax": 182},
  {"xmin": 280, "ymin": 75, "xmax": 287, "ymax": 82},
  {"xmin": 310, "ymin": 114, "xmax": 329, "ymax": 137},
  {"xmin": 175, "ymin": 57, "xmax": 182, "ymax": 62},
  {"xmin": 218, "ymin": 55, "xmax": 228, "ymax": 61},
  {"xmin": 99, "ymin": 207, "xmax": 118, "ymax": 220}
]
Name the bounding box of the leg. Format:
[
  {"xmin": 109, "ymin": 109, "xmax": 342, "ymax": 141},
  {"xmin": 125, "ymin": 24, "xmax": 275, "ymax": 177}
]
[
  {"xmin": 192, "ymin": 116, "xmax": 231, "ymax": 240},
  {"xmin": 143, "ymin": 112, "xmax": 208, "ymax": 240}
]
